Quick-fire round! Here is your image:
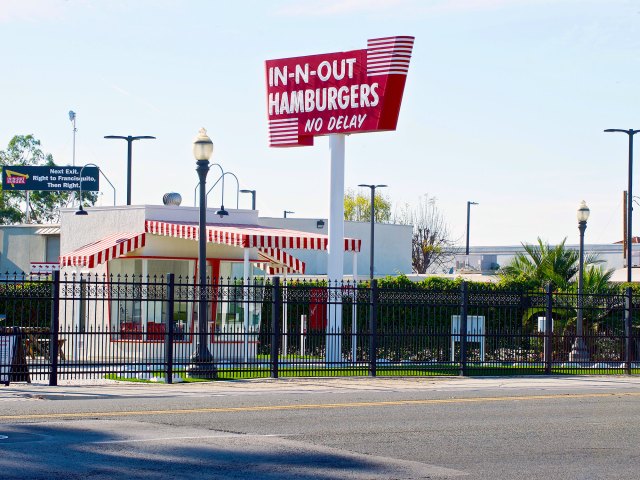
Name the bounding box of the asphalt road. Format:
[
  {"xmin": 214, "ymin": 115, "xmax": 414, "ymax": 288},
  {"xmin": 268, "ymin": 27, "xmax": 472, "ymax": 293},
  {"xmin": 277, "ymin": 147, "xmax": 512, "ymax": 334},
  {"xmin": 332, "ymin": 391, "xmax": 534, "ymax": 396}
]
[{"xmin": 0, "ymin": 376, "xmax": 639, "ymax": 479}]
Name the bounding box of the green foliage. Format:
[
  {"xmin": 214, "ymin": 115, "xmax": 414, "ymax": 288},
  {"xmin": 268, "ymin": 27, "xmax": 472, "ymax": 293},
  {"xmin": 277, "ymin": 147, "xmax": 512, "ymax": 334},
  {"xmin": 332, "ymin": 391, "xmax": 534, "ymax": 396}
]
[
  {"xmin": 0, "ymin": 134, "xmax": 97, "ymax": 224},
  {"xmin": 343, "ymin": 188, "xmax": 391, "ymax": 222},
  {"xmin": 377, "ymin": 274, "xmax": 539, "ymax": 293},
  {"xmin": 578, "ymin": 265, "xmax": 615, "ymax": 294},
  {"xmin": 499, "ymin": 237, "xmax": 612, "ymax": 292},
  {"xmin": 0, "ymin": 281, "xmax": 52, "ymax": 328}
]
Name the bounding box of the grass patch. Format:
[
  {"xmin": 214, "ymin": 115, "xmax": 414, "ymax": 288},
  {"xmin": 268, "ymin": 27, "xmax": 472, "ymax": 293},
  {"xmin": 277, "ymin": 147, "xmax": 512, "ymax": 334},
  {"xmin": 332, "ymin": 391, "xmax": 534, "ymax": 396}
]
[
  {"xmin": 106, "ymin": 364, "xmax": 640, "ymax": 382},
  {"xmin": 105, "ymin": 372, "xmax": 213, "ymax": 383}
]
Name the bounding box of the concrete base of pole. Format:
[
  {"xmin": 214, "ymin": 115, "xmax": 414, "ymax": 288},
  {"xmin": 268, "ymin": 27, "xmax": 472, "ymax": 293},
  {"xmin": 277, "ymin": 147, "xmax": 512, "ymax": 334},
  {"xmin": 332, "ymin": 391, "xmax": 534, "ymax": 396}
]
[
  {"xmin": 186, "ymin": 351, "xmax": 217, "ymax": 379},
  {"xmin": 568, "ymin": 337, "xmax": 589, "ymax": 363}
]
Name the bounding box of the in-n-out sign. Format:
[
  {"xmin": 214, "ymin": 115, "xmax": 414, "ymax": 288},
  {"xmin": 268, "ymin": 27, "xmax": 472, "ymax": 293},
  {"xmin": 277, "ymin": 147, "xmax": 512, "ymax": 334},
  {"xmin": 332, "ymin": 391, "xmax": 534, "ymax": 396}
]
[
  {"xmin": 264, "ymin": 36, "xmax": 414, "ymax": 364},
  {"xmin": 265, "ymin": 36, "xmax": 414, "ymax": 146}
]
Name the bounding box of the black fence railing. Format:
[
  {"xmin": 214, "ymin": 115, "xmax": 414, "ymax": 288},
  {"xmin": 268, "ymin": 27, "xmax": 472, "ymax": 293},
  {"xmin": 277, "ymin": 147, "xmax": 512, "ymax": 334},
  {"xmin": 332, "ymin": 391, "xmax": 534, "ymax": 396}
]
[{"xmin": 1, "ymin": 272, "xmax": 639, "ymax": 385}]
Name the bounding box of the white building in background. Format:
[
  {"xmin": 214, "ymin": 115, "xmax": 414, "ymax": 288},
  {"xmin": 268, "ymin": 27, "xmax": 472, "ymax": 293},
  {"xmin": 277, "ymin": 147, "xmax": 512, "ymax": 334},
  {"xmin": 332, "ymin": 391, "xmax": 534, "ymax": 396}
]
[
  {"xmin": 454, "ymin": 243, "xmax": 638, "ymax": 282},
  {"xmin": 0, "ymin": 224, "xmax": 60, "ymax": 275}
]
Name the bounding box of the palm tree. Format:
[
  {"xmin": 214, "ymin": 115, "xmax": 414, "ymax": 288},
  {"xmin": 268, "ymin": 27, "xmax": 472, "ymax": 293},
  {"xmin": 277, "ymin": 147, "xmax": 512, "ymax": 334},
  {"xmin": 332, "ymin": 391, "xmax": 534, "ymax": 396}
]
[
  {"xmin": 499, "ymin": 237, "xmax": 609, "ymax": 291},
  {"xmin": 503, "ymin": 238, "xmax": 616, "ymax": 336},
  {"xmin": 580, "ymin": 265, "xmax": 615, "ymax": 294}
]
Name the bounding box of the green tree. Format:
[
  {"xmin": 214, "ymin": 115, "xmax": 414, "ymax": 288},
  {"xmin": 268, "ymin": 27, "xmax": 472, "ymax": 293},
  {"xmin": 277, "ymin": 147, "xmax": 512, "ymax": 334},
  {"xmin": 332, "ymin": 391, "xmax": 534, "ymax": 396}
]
[
  {"xmin": 343, "ymin": 188, "xmax": 392, "ymax": 222},
  {"xmin": 0, "ymin": 135, "xmax": 96, "ymax": 224},
  {"xmin": 499, "ymin": 237, "xmax": 612, "ymax": 291},
  {"xmin": 581, "ymin": 265, "xmax": 615, "ymax": 294}
]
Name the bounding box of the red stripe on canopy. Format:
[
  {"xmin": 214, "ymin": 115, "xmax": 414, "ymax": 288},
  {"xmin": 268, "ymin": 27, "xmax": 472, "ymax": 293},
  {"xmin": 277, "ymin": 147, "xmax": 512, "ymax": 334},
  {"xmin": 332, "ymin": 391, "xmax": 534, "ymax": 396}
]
[
  {"xmin": 258, "ymin": 247, "xmax": 306, "ymax": 274},
  {"xmin": 145, "ymin": 220, "xmax": 361, "ymax": 252},
  {"xmin": 59, "ymin": 232, "xmax": 146, "ymax": 268}
]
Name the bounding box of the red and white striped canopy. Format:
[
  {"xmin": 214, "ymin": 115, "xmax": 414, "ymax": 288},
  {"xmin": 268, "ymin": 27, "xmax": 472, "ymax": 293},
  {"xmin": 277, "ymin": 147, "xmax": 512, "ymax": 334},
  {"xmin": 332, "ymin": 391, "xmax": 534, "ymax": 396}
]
[
  {"xmin": 145, "ymin": 220, "xmax": 361, "ymax": 252},
  {"xmin": 258, "ymin": 248, "xmax": 305, "ymax": 275},
  {"xmin": 60, "ymin": 221, "xmax": 360, "ymax": 274},
  {"xmin": 59, "ymin": 232, "xmax": 146, "ymax": 268}
]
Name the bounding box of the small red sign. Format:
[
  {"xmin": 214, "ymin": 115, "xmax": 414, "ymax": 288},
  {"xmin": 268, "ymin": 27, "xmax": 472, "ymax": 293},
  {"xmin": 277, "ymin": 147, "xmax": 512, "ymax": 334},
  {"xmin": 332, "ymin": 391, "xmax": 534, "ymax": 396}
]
[
  {"xmin": 309, "ymin": 288, "xmax": 328, "ymax": 330},
  {"xmin": 265, "ymin": 36, "xmax": 414, "ymax": 147}
]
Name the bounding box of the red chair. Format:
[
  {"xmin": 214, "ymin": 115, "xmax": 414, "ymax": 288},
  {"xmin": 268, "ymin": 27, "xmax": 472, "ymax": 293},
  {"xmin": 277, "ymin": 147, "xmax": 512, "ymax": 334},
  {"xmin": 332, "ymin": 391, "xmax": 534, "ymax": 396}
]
[
  {"xmin": 121, "ymin": 322, "xmax": 143, "ymax": 340},
  {"xmin": 147, "ymin": 322, "xmax": 166, "ymax": 341}
]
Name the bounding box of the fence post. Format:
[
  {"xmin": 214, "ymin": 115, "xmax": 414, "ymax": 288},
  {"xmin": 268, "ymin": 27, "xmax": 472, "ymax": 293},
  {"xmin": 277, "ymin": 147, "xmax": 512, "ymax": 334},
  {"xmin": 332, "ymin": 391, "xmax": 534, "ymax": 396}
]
[
  {"xmin": 165, "ymin": 273, "xmax": 175, "ymax": 384},
  {"xmin": 271, "ymin": 277, "xmax": 281, "ymax": 379},
  {"xmin": 369, "ymin": 279, "xmax": 378, "ymax": 377},
  {"xmin": 544, "ymin": 283, "xmax": 553, "ymax": 375},
  {"xmin": 49, "ymin": 270, "xmax": 60, "ymax": 387},
  {"xmin": 625, "ymin": 287, "xmax": 633, "ymax": 375},
  {"xmin": 459, "ymin": 281, "xmax": 468, "ymax": 376}
]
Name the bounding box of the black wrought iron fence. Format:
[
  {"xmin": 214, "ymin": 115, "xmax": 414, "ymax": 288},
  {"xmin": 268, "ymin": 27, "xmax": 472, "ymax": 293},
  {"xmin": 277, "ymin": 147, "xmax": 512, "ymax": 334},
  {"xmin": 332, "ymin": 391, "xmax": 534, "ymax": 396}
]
[{"xmin": 0, "ymin": 272, "xmax": 638, "ymax": 385}]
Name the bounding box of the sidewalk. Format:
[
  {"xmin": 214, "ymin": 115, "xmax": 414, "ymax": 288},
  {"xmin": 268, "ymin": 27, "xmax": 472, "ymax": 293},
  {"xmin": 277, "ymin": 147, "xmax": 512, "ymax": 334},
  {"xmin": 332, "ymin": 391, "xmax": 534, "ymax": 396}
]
[{"xmin": 3, "ymin": 375, "xmax": 640, "ymax": 400}]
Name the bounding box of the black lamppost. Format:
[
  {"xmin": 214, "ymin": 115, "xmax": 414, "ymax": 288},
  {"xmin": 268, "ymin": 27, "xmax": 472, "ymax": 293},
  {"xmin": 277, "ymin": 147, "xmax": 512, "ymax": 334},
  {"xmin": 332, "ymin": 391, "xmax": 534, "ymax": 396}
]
[
  {"xmin": 465, "ymin": 201, "xmax": 478, "ymax": 256},
  {"xmin": 240, "ymin": 189, "xmax": 256, "ymax": 210},
  {"xmin": 358, "ymin": 184, "xmax": 387, "ymax": 280},
  {"xmin": 188, "ymin": 128, "xmax": 216, "ymax": 378},
  {"xmin": 284, "ymin": 210, "xmax": 294, "ymax": 218},
  {"xmin": 104, "ymin": 135, "xmax": 156, "ymax": 205},
  {"xmin": 570, "ymin": 200, "xmax": 590, "ymax": 363},
  {"xmin": 604, "ymin": 128, "xmax": 640, "ymax": 282}
]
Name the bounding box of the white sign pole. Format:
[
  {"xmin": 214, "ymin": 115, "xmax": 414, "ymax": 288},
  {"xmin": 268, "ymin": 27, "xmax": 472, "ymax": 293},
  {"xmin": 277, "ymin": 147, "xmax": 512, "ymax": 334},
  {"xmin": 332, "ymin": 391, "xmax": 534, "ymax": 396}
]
[
  {"xmin": 326, "ymin": 134, "xmax": 345, "ymax": 364},
  {"xmin": 352, "ymin": 251, "xmax": 358, "ymax": 364},
  {"xmin": 243, "ymin": 248, "xmax": 250, "ymax": 363}
]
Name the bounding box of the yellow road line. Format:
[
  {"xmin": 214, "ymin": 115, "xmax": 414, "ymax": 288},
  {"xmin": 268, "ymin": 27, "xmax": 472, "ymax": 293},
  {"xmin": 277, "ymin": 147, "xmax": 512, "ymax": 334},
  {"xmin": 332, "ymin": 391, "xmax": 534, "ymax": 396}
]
[{"xmin": 1, "ymin": 391, "xmax": 638, "ymax": 421}]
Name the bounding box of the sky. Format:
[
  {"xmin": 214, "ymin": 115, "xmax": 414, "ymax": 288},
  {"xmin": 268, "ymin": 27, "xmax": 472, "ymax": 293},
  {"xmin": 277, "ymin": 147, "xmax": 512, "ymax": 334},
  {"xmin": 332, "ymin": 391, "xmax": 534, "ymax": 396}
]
[{"xmin": 0, "ymin": 0, "xmax": 638, "ymax": 247}]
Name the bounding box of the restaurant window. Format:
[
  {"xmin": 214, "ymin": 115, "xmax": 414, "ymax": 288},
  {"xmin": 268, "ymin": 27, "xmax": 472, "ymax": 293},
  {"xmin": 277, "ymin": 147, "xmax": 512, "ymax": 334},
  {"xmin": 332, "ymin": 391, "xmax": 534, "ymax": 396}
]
[
  {"xmin": 109, "ymin": 258, "xmax": 193, "ymax": 340},
  {"xmin": 216, "ymin": 261, "xmax": 262, "ymax": 333}
]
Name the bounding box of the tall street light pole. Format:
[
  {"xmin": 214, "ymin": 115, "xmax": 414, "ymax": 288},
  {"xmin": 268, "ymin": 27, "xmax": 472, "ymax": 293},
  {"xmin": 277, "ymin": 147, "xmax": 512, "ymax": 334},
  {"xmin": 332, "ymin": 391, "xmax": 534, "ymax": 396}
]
[
  {"xmin": 68, "ymin": 111, "xmax": 77, "ymax": 167},
  {"xmin": 465, "ymin": 201, "xmax": 478, "ymax": 256},
  {"xmin": 570, "ymin": 200, "xmax": 590, "ymax": 363},
  {"xmin": 240, "ymin": 189, "xmax": 256, "ymax": 210},
  {"xmin": 188, "ymin": 128, "xmax": 216, "ymax": 379},
  {"xmin": 604, "ymin": 128, "xmax": 640, "ymax": 282},
  {"xmin": 358, "ymin": 184, "xmax": 387, "ymax": 280},
  {"xmin": 284, "ymin": 210, "xmax": 294, "ymax": 218},
  {"xmin": 104, "ymin": 135, "xmax": 156, "ymax": 205}
]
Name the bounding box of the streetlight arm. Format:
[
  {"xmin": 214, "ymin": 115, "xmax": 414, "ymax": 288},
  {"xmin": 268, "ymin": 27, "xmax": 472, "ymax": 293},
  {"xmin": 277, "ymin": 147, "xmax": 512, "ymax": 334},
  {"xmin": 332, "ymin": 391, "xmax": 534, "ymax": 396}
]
[
  {"xmin": 98, "ymin": 170, "xmax": 117, "ymax": 206},
  {"xmin": 104, "ymin": 135, "xmax": 156, "ymax": 140},
  {"xmin": 77, "ymin": 163, "xmax": 117, "ymax": 207},
  {"xmin": 196, "ymin": 163, "xmax": 225, "ymax": 205},
  {"xmin": 206, "ymin": 171, "xmax": 239, "ymax": 208},
  {"xmin": 604, "ymin": 129, "xmax": 640, "ymax": 135},
  {"xmin": 240, "ymin": 189, "xmax": 256, "ymax": 210},
  {"xmin": 224, "ymin": 172, "xmax": 240, "ymax": 208},
  {"xmin": 206, "ymin": 175, "xmax": 224, "ymax": 196}
]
